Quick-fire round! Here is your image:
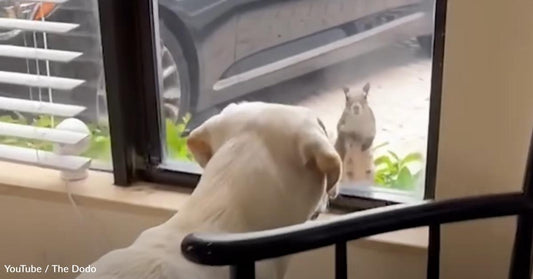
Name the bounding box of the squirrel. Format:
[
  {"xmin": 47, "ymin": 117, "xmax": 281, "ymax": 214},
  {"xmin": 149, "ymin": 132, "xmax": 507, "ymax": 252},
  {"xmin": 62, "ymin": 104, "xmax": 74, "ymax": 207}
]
[{"xmin": 334, "ymin": 83, "xmax": 376, "ymax": 183}]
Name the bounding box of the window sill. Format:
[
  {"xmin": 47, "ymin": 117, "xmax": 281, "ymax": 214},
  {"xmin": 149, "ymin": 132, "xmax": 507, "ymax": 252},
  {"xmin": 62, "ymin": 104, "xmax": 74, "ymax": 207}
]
[
  {"xmin": 0, "ymin": 161, "xmax": 193, "ymax": 213},
  {"xmin": 0, "ymin": 161, "xmax": 427, "ymax": 252}
]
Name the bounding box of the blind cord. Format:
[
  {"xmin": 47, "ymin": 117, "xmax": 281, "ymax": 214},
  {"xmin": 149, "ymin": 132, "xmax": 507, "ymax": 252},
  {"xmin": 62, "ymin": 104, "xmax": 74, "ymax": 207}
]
[
  {"xmin": 27, "ymin": 2, "xmax": 104, "ymax": 258},
  {"xmin": 64, "ymin": 180, "xmax": 83, "ymax": 221},
  {"xmin": 63, "ymin": 180, "xmax": 105, "ymax": 258}
]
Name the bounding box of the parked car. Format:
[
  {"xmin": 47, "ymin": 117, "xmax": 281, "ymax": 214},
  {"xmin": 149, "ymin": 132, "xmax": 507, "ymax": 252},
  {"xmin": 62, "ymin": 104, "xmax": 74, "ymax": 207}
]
[{"xmin": 0, "ymin": 0, "xmax": 434, "ymax": 127}]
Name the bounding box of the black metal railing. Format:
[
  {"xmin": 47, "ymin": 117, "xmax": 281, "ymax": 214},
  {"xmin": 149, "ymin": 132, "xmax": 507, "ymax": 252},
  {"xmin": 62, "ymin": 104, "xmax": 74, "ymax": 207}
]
[{"xmin": 182, "ymin": 133, "xmax": 533, "ymax": 279}]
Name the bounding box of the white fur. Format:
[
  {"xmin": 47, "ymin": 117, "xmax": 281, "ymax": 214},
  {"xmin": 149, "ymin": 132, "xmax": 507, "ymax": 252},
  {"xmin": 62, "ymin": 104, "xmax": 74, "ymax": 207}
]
[{"xmin": 77, "ymin": 102, "xmax": 341, "ymax": 279}]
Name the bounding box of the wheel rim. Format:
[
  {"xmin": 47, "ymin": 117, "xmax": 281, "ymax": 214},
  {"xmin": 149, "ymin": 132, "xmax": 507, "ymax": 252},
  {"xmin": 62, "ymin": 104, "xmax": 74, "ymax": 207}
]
[
  {"xmin": 160, "ymin": 40, "xmax": 182, "ymax": 122},
  {"xmin": 96, "ymin": 40, "xmax": 183, "ymax": 123}
]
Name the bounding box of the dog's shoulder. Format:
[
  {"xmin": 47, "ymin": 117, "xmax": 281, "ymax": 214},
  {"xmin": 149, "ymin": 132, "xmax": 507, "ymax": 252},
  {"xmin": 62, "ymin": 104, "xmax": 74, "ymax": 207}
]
[{"xmin": 77, "ymin": 247, "xmax": 208, "ymax": 279}]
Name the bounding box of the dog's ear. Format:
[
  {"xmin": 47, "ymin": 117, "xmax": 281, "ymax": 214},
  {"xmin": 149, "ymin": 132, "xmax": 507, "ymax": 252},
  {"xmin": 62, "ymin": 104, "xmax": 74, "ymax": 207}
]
[
  {"xmin": 187, "ymin": 125, "xmax": 213, "ymax": 168},
  {"xmin": 299, "ymin": 132, "xmax": 342, "ymax": 193}
]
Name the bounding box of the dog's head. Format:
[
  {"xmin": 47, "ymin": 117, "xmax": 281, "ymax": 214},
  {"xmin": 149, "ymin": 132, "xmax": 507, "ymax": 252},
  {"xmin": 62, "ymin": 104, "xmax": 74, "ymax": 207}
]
[{"xmin": 186, "ymin": 102, "xmax": 342, "ymax": 197}]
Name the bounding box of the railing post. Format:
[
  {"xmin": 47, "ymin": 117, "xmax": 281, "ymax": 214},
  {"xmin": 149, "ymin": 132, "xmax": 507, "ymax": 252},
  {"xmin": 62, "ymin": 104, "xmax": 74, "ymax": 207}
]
[
  {"xmin": 230, "ymin": 262, "xmax": 255, "ymax": 279},
  {"xmin": 427, "ymin": 224, "xmax": 440, "ymax": 279},
  {"xmin": 509, "ymin": 131, "xmax": 533, "ymax": 279},
  {"xmin": 335, "ymin": 241, "xmax": 347, "ymax": 279},
  {"xmin": 509, "ymin": 213, "xmax": 533, "ymax": 279}
]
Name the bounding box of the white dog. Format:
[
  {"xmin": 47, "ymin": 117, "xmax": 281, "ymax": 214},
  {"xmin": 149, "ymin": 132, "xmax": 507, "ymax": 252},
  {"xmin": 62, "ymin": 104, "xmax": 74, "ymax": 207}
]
[{"xmin": 77, "ymin": 102, "xmax": 342, "ymax": 279}]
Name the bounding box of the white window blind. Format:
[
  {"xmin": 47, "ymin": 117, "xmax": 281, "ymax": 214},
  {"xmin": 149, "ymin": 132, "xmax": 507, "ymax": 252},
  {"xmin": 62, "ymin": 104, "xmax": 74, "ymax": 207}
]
[{"xmin": 0, "ymin": 1, "xmax": 93, "ymax": 177}]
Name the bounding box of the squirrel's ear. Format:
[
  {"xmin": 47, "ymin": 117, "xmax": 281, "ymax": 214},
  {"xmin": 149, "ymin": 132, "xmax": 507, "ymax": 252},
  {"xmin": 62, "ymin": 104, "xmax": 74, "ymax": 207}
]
[
  {"xmin": 342, "ymin": 87, "xmax": 350, "ymax": 101},
  {"xmin": 362, "ymin": 82, "xmax": 370, "ymax": 98}
]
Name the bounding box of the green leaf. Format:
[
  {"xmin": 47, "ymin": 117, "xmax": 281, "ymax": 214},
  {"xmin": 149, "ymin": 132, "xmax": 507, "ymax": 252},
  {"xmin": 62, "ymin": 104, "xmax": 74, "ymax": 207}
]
[
  {"xmin": 82, "ymin": 132, "xmax": 112, "ymax": 161},
  {"xmin": 387, "ymin": 150, "xmax": 400, "ymax": 162},
  {"xmin": 165, "ymin": 115, "xmax": 194, "ymax": 161},
  {"xmin": 374, "ymin": 173, "xmax": 388, "ymax": 186},
  {"xmin": 0, "ymin": 115, "xmax": 27, "ymax": 124},
  {"xmin": 34, "ymin": 141, "xmax": 53, "ymax": 151},
  {"xmin": 392, "ymin": 167, "xmax": 416, "ymax": 190},
  {"xmin": 33, "ymin": 115, "xmax": 57, "ymax": 128},
  {"xmin": 374, "ymin": 168, "xmax": 394, "ymax": 186},
  {"xmin": 399, "ymin": 152, "xmax": 424, "ymax": 169},
  {"xmin": 374, "ymin": 168, "xmax": 391, "ymax": 176},
  {"xmin": 374, "ymin": 155, "xmax": 394, "ymax": 168},
  {"xmin": 165, "ymin": 119, "xmax": 181, "ymax": 158}
]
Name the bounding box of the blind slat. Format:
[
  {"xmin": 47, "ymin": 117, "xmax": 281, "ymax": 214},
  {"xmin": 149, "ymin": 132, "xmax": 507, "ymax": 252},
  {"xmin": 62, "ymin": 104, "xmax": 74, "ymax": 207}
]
[
  {"xmin": 0, "ymin": 144, "xmax": 90, "ymax": 171},
  {"xmin": 0, "ymin": 97, "xmax": 86, "ymax": 117},
  {"xmin": 0, "ymin": 121, "xmax": 89, "ymax": 145},
  {"xmin": 0, "ymin": 45, "xmax": 82, "ymax": 62},
  {"xmin": 20, "ymin": 0, "xmax": 69, "ymax": 3},
  {"xmin": 0, "ymin": 0, "xmax": 95, "ymax": 176},
  {"xmin": 0, "ymin": 71, "xmax": 85, "ymax": 90},
  {"xmin": 0, "ymin": 18, "xmax": 78, "ymax": 34}
]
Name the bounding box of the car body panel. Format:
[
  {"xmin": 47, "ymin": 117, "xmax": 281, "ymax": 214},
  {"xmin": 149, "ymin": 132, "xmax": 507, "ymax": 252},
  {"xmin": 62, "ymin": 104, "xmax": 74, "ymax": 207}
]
[
  {"xmin": 212, "ymin": 12, "xmax": 429, "ymax": 108},
  {"xmin": 233, "ymin": 0, "xmax": 421, "ymax": 60},
  {"xmin": 0, "ymin": 0, "xmax": 435, "ymax": 120},
  {"xmin": 159, "ymin": 0, "xmax": 433, "ymax": 112}
]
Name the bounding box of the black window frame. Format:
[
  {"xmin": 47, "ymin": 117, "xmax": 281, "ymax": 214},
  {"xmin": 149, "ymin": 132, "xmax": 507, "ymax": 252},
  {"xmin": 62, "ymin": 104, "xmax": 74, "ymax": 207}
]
[
  {"xmin": 98, "ymin": 0, "xmax": 199, "ymax": 187},
  {"xmin": 98, "ymin": 0, "xmax": 447, "ymax": 209}
]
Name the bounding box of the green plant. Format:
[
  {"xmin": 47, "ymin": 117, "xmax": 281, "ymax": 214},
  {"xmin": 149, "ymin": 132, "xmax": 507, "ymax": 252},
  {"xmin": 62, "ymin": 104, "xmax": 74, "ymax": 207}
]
[
  {"xmin": 0, "ymin": 115, "xmax": 55, "ymax": 151},
  {"xmin": 165, "ymin": 113, "xmax": 194, "ymax": 161},
  {"xmin": 82, "ymin": 124, "xmax": 112, "ymax": 161},
  {"xmin": 0, "ymin": 114, "xmax": 111, "ymax": 161},
  {"xmin": 373, "ymin": 145, "xmax": 424, "ymax": 191},
  {"xmin": 1, "ymin": 112, "xmax": 195, "ymax": 163}
]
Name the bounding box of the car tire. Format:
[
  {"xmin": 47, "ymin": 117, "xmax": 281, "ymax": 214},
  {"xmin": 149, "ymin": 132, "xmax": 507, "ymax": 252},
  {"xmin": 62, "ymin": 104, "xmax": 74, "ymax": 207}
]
[
  {"xmin": 159, "ymin": 20, "xmax": 192, "ymax": 123},
  {"xmin": 417, "ymin": 35, "xmax": 433, "ymax": 57}
]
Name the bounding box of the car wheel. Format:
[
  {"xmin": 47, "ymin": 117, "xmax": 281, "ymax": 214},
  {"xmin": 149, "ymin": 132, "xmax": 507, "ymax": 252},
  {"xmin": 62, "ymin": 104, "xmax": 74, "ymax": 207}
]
[
  {"xmin": 159, "ymin": 20, "xmax": 192, "ymax": 123},
  {"xmin": 95, "ymin": 21, "xmax": 192, "ymax": 124},
  {"xmin": 417, "ymin": 35, "xmax": 433, "ymax": 57}
]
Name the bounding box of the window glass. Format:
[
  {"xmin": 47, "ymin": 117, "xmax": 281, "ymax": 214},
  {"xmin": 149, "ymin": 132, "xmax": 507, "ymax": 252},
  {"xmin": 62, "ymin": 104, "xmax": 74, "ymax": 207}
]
[
  {"xmin": 0, "ymin": 0, "xmax": 112, "ymax": 170},
  {"xmin": 155, "ymin": 0, "xmax": 437, "ymax": 199}
]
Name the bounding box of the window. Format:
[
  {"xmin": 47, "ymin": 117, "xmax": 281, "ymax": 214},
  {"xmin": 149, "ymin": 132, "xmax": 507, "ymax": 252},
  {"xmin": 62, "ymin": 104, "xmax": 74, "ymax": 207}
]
[
  {"xmin": 0, "ymin": 0, "xmax": 445, "ymax": 208},
  {"xmin": 0, "ymin": 0, "xmax": 111, "ymax": 174},
  {"xmin": 150, "ymin": 0, "xmax": 445, "ymax": 207}
]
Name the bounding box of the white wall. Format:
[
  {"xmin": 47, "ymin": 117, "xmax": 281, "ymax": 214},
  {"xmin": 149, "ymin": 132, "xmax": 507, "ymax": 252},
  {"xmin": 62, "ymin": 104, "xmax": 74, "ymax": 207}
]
[
  {"xmin": 436, "ymin": 0, "xmax": 533, "ymax": 278},
  {"xmin": 0, "ymin": 193, "xmax": 172, "ymax": 279}
]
